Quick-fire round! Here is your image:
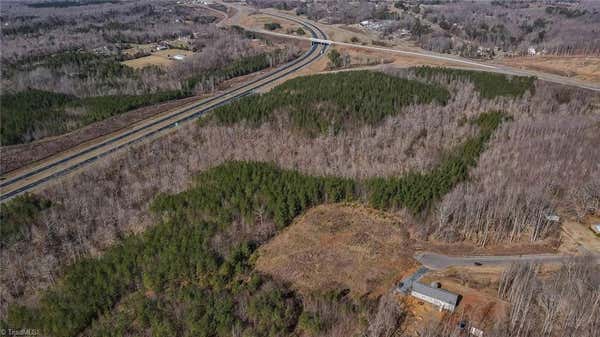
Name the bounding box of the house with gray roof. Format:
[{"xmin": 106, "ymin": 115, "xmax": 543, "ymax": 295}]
[{"xmin": 411, "ymin": 282, "xmax": 459, "ymax": 311}]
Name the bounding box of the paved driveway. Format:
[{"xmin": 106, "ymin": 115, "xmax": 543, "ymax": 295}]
[{"xmin": 414, "ymin": 252, "xmax": 600, "ymax": 270}]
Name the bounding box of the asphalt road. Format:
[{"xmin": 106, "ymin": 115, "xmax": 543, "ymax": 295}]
[
  {"xmin": 0, "ymin": 12, "xmax": 328, "ymax": 202},
  {"xmin": 242, "ymin": 14, "xmax": 600, "ymax": 92},
  {"xmin": 414, "ymin": 252, "xmax": 600, "ymax": 270}
]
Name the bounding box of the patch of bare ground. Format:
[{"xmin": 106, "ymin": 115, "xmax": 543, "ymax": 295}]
[
  {"xmin": 499, "ymin": 55, "xmax": 600, "ymax": 83},
  {"xmin": 255, "ymin": 203, "xmax": 419, "ymax": 299}
]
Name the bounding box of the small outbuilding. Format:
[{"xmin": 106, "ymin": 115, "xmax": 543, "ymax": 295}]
[
  {"xmin": 591, "ymin": 224, "xmax": 600, "ymax": 236},
  {"xmin": 411, "ymin": 282, "xmax": 459, "ymax": 312}
]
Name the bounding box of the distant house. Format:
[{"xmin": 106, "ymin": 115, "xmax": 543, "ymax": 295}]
[
  {"xmin": 156, "ymin": 44, "xmax": 168, "ymax": 51},
  {"xmin": 528, "ymin": 47, "xmax": 537, "ymax": 56},
  {"xmin": 171, "ymin": 54, "xmax": 186, "ymax": 61},
  {"xmin": 470, "ymin": 326, "xmax": 485, "ymax": 337},
  {"xmin": 411, "ymin": 282, "xmax": 459, "ymax": 311},
  {"xmin": 591, "ymin": 224, "xmax": 600, "ymax": 236},
  {"xmin": 545, "ymin": 214, "xmax": 560, "ymax": 222}
]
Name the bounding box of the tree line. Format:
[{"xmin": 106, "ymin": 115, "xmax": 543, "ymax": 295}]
[
  {"xmin": 4, "ymin": 110, "xmax": 504, "ymax": 335},
  {"xmin": 368, "ymin": 111, "xmax": 506, "ymax": 213},
  {"xmin": 414, "ymin": 66, "xmax": 535, "ymax": 99},
  {"xmin": 4, "ymin": 161, "xmax": 355, "ymax": 336},
  {"xmin": 211, "ymin": 70, "xmax": 450, "ymax": 136},
  {"xmin": 0, "ymin": 51, "xmax": 280, "ymax": 145}
]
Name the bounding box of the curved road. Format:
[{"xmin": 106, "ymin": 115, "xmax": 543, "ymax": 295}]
[
  {"xmin": 415, "ymin": 252, "xmax": 600, "ymax": 270},
  {"xmin": 0, "ymin": 12, "xmax": 328, "ymax": 202},
  {"xmin": 233, "ymin": 5, "xmax": 599, "ymax": 92}
]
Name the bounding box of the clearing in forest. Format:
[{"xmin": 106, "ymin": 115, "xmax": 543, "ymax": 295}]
[
  {"xmin": 255, "ymin": 203, "xmax": 419, "ymax": 298},
  {"xmin": 121, "ymin": 49, "xmax": 195, "ymax": 69}
]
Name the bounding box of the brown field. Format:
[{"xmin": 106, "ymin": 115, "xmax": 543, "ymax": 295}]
[
  {"xmin": 244, "ymin": 13, "xmax": 302, "ymax": 33},
  {"xmin": 122, "ymin": 49, "xmax": 195, "ymax": 69},
  {"xmin": 255, "ymin": 203, "xmax": 419, "ymax": 298},
  {"xmin": 560, "ymin": 214, "xmax": 600, "ymax": 254},
  {"xmin": 500, "ymin": 55, "xmax": 600, "ymax": 83}
]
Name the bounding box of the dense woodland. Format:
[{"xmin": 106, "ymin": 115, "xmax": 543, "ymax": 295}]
[
  {"xmin": 4, "ymin": 107, "xmax": 497, "ymax": 335},
  {"xmin": 417, "ymin": 0, "xmax": 600, "ymax": 56},
  {"xmin": 0, "ymin": 194, "xmax": 51, "ymax": 249},
  {"xmin": 1, "ymin": 1, "xmax": 217, "ymax": 60},
  {"xmin": 0, "ymin": 50, "xmax": 287, "ymax": 145},
  {"xmin": 211, "ymin": 71, "xmax": 450, "ymax": 136},
  {"xmin": 0, "ymin": 0, "xmax": 302, "ymax": 145},
  {"xmin": 1, "ymin": 66, "xmax": 598, "ymax": 337}
]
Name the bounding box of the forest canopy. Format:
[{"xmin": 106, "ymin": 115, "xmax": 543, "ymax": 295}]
[
  {"xmin": 4, "ymin": 111, "xmax": 504, "ymax": 336},
  {"xmin": 211, "ymin": 70, "xmax": 451, "ymax": 135}
]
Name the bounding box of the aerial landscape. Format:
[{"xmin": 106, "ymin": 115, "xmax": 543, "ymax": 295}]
[{"xmin": 0, "ymin": 0, "xmax": 598, "ymax": 336}]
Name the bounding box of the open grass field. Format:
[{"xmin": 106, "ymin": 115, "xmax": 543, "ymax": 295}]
[
  {"xmin": 255, "ymin": 203, "xmax": 419, "ymax": 298},
  {"xmin": 501, "ymin": 56, "xmax": 600, "ymax": 83},
  {"xmin": 245, "ymin": 13, "xmax": 302, "ymax": 33},
  {"xmin": 121, "ymin": 48, "xmax": 195, "ymax": 69}
]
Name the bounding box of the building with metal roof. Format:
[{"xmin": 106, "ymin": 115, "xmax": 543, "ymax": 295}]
[{"xmin": 411, "ymin": 282, "xmax": 459, "ymax": 311}]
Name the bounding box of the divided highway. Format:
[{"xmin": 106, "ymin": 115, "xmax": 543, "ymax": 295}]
[
  {"xmin": 0, "ymin": 13, "xmax": 328, "ymax": 202},
  {"xmin": 242, "ymin": 12, "xmax": 600, "ymax": 92}
]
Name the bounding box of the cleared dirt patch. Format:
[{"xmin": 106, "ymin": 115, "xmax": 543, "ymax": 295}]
[
  {"xmin": 242, "ymin": 13, "xmax": 302, "ymax": 34},
  {"xmin": 560, "ymin": 214, "xmax": 600, "ymax": 254},
  {"xmin": 255, "ymin": 203, "xmax": 419, "ymax": 298}
]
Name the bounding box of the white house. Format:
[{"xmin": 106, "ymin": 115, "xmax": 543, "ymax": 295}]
[
  {"xmin": 411, "ymin": 282, "xmax": 459, "ymax": 311},
  {"xmin": 470, "ymin": 326, "xmax": 484, "ymax": 337}
]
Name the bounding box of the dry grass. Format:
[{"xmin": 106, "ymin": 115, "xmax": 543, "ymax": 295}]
[
  {"xmin": 500, "ymin": 56, "xmax": 600, "ymax": 83},
  {"xmin": 255, "ymin": 203, "xmax": 419, "ymax": 299},
  {"xmin": 560, "ymin": 215, "xmax": 600, "ymax": 254},
  {"xmin": 243, "ymin": 13, "xmax": 301, "ymax": 33},
  {"xmin": 121, "ymin": 49, "xmax": 195, "ymax": 69}
]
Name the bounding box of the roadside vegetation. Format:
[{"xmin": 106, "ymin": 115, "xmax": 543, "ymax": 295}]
[
  {"xmin": 0, "ymin": 1, "xmax": 301, "ymax": 145},
  {"xmin": 0, "ymin": 89, "xmax": 185, "ymax": 145},
  {"xmin": 0, "ymin": 51, "xmax": 284, "ymax": 145}
]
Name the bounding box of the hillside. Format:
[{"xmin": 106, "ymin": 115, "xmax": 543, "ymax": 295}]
[
  {"xmin": 1, "ymin": 67, "xmax": 598, "ymax": 337},
  {"xmin": 0, "ymin": 0, "xmax": 300, "ymax": 146}
]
